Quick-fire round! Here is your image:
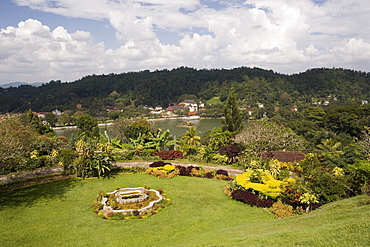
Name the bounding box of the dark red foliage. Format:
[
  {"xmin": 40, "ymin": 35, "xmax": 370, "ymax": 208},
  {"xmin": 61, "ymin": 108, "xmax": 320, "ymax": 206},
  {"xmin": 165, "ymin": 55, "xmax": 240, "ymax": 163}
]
[
  {"xmin": 176, "ymin": 165, "xmax": 188, "ymax": 176},
  {"xmin": 204, "ymin": 172, "xmax": 213, "ymax": 179},
  {"xmin": 149, "ymin": 161, "xmax": 172, "ymax": 167},
  {"xmin": 219, "ymin": 145, "xmax": 242, "ymax": 158},
  {"xmin": 310, "ymin": 203, "xmax": 322, "ymax": 211},
  {"xmin": 231, "ymin": 189, "xmax": 275, "ymax": 208},
  {"xmin": 187, "ymin": 165, "xmax": 198, "ymax": 175},
  {"xmin": 216, "ymin": 169, "xmax": 229, "ymax": 176},
  {"xmin": 155, "ymin": 151, "xmax": 183, "ymax": 160}
]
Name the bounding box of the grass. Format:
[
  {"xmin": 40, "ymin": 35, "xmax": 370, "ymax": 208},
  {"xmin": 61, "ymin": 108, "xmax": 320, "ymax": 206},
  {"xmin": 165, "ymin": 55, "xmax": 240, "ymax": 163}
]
[
  {"xmin": 206, "ymin": 97, "xmax": 222, "ymax": 105},
  {"xmin": 0, "ymin": 174, "xmax": 369, "ymax": 246}
]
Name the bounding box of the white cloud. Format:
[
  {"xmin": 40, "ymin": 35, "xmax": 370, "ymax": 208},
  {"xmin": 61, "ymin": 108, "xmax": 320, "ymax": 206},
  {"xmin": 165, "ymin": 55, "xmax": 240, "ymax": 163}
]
[
  {"xmin": 331, "ymin": 38, "xmax": 370, "ymax": 62},
  {"xmin": 1, "ymin": 0, "xmax": 370, "ymax": 84},
  {"xmin": 0, "ymin": 19, "xmax": 106, "ymax": 82}
]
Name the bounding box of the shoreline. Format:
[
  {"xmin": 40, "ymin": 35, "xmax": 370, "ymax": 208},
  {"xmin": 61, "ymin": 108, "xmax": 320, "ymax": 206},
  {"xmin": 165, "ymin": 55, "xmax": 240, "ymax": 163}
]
[{"xmin": 52, "ymin": 116, "xmax": 206, "ymax": 130}]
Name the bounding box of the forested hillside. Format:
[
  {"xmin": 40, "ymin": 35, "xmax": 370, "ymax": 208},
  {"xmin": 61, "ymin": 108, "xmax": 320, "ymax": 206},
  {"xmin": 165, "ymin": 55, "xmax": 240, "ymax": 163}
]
[{"xmin": 0, "ymin": 67, "xmax": 369, "ymax": 113}]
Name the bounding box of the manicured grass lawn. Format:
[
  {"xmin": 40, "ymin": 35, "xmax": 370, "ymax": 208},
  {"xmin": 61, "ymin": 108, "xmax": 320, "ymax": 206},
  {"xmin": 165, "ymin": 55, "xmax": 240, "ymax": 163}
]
[{"xmin": 1, "ymin": 173, "xmax": 369, "ymax": 246}]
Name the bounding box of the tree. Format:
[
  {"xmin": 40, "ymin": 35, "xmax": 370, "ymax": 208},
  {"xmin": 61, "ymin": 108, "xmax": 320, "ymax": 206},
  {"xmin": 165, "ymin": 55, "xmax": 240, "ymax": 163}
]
[
  {"xmin": 108, "ymin": 110, "xmax": 122, "ymax": 120},
  {"xmin": 359, "ymin": 127, "xmax": 370, "ymax": 159},
  {"xmin": 109, "ymin": 118, "xmax": 134, "ymax": 144},
  {"xmin": 220, "ymin": 144, "xmax": 243, "ymax": 164},
  {"xmin": 222, "ymin": 87, "xmax": 243, "ymax": 133},
  {"xmin": 45, "ymin": 112, "xmax": 57, "ymax": 127},
  {"xmin": 0, "ymin": 116, "xmax": 61, "ymax": 175},
  {"xmin": 124, "ymin": 119, "xmax": 156, "ymax": 140},
  {"xmin": 179, "ymin": 126, "xmax": 201, "ymax": 155},
  {"xmin": 22, "ymin": 109, "xmax": 54, "ymax": 135},
  {"xmin": 315, "ymin": 139, "xmax": 344, "ymax": 168},
  {"xmin": 235, "ymin": 121, "xmax": 307, "ymax": 157},
  {"xmin": 76, "ymin": 114, "xmax": 100, "ymax": 138},
  {"xmin": 202, "ymin": 127, "xmax": 233, "ymax": 152},
  {"xmin": 0, "ymin": 117, "xmax": 39, "ymax": 174},
  {"xmin": 58, "ymin": 112, "xmax": 71, "ymax": 126}
]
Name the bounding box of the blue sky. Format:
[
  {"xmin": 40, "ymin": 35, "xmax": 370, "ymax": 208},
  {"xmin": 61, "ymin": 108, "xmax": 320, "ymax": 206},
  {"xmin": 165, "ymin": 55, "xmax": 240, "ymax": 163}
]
[{"xmin": 0, "ymin": 0, "xmax": 369, "ymax": 85}]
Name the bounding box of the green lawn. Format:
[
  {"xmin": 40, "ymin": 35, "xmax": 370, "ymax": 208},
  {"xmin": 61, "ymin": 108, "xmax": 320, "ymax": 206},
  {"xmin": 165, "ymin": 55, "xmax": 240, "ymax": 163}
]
[
  {"xmin": 206, "ymin": 97, "xmax": 222, "ymax": 105},
  {"xmin": 1, "ymin": 174, "xmax": 369, "ymax": 246}
]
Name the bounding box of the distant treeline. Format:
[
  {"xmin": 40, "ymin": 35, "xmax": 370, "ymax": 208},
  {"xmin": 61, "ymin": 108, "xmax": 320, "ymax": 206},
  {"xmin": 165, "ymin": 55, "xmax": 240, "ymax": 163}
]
[{"xmin": 1, "ymin": 66, "xmax": 369, "ymax": 113}]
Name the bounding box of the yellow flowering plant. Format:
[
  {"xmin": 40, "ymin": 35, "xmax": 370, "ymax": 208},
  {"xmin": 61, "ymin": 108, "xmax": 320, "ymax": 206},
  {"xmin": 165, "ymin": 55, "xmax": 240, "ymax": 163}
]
[{"xmin": 235, "ymin": 169, "xmax": 285, "ymax": 199}]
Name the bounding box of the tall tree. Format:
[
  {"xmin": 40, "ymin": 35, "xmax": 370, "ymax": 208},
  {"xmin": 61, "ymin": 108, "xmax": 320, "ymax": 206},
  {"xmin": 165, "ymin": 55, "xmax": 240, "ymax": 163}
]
[
  {"xmin": 360, "ymin": 127, "xmax": 370, "ymax": 159},
  {"xmin": 76, "ymin": 114, "xmax": 100, "ymax": 138},
  {"xmin": 22, "ymin": 109, "xmax": 54, "ymax": 135},
  {"xmin": 45, "ymin": 112, "xmax": 57, "ymax": 127},
  {"xmin": 222, "ymin": 87, "xmax": 243, "ymax": 133},
  {"xmin": 235, "ymin": 121, "xmax": 307, "ymax": 157}
]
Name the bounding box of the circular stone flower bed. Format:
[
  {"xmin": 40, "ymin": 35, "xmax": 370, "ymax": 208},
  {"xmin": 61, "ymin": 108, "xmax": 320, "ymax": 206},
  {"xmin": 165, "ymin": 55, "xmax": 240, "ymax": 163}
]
[{"xmin": 91, "ymin": 187, "xmax": 170, "ymax": 219}]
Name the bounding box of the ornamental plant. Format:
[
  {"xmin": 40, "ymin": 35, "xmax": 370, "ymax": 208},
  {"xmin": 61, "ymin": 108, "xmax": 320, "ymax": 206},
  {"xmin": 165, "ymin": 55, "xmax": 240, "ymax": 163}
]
[
  {"xmin": 72, "ymin": 137, "xmax": 115, "ymax": 178},
  {"xmin": 219, "ymin": 144, "xmax": 243, "ymax": 164},
  {"xmin": 235, "ymin": 169, "xmax": 284, "ymax": 199},
  {"xmin": 146, "ymin": 162, "xmax": 231, "ymax": 180},
  {"xmin": 153, "ymin": 164, "xmax": 176, "ymax": 173},
  {"xmin": 231, "ymin": 189, "xmax": 274, "ymax": 208},
  {"xmin": 155, "ymin": 150, "xmax": 183, "ymax": 160}
]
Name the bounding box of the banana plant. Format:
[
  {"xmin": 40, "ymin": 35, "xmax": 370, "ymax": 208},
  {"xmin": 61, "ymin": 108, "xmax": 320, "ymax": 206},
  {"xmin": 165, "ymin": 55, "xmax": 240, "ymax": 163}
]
[{"xmin": 146, "ymin": 128, "xmax": 178, "ymax": 151}]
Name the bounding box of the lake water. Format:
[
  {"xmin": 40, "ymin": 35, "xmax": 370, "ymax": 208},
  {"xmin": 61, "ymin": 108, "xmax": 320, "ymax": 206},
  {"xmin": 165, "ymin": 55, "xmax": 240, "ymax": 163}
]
[{"xmin": 54, "ymin": 118, "xmax": 222, "ymax": 140}]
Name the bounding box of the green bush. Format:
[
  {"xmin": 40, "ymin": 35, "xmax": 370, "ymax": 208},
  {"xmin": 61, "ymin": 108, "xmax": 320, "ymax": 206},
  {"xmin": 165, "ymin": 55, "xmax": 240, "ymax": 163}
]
[{"xmin": 271, "ymin": 200, "xmax": 295, "ymax": 219}]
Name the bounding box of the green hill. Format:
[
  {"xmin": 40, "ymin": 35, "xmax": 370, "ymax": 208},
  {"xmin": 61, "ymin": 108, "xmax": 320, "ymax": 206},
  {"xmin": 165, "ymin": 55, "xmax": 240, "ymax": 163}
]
[{"xmin": 1, "ymin": 67, "xmax": 369, "ymax": 114}]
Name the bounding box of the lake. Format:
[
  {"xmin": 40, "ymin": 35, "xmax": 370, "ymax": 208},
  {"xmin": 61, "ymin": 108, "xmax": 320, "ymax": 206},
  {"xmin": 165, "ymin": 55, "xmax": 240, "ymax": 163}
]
[{"xmin": 53, "ymin": 118, "xmax": 222, "ymax": 140}]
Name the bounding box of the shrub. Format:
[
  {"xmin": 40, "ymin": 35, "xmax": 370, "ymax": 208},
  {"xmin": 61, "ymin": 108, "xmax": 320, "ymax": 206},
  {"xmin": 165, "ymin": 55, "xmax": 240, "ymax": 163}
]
[
  {"xmin": 235, "ymin": 170, "xmax": 284, "ymax": 199},
  {"xmin": 154, "ymin": 164, "xmax": 176, "ymax": 173},
  {"xmin": 190, "ymin": 168, "xmax": 204, "ymax": 177},
  {"xmin": 175, "ymin": 165, "xmax": 199, "ymax": 176},
  {"xmin": 231, "ymin": 189, "xmax": 275, "ymax": 208},
  {"xmin": 216, "ymin": 174, "xmax": 230, "ymax": 180},
  {"xmin": 220, "ymin": 144, "xmax": 242, "ymax": 163},
  {"xmin": 155, "ymin": 150, "xmax": 183, "ymax": 160},
  {"xmin": 271, "ymin": 200, "xmax": 295, "ymax": 219},
  {"xmin": 146, "ymin": 168, "xmax": 171, "ymax": 178},
  {"xmin": 147, "ymin": 163, "xmax": 231, "ymax": 181},
  {"xmin": 149, "ymin": 161, "xmax": 171, "ymax": 168},
  {"xmin": 216, "ymin": 169, "xmax": 229, "ymax": 176},
  {"xmin": 176, "ymin": 165, "xmax": 188, "ymax": 176}
]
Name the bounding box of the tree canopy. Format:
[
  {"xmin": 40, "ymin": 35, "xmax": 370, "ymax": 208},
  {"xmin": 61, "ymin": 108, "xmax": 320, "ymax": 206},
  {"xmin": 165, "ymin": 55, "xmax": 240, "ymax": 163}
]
[
  {"xmin": 1, "ymin": 67, "xmax": 370, "ymax": 115},
  {"xmin": 222, "ymin": 87, "xmax": 243, "ymax": 133}
]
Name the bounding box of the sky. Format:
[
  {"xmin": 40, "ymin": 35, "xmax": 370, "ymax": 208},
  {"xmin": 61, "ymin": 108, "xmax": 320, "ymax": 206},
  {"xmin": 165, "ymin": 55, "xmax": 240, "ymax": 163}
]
[{"xmin": 0, "ymin": 0, "xmax": 369, "ymax": 85}]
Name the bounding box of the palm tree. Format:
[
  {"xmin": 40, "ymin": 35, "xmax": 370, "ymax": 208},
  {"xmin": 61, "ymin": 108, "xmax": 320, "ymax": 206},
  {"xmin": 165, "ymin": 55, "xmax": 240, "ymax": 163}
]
[
  {"xmin": 316, "ymin": 139, "xmax": 342, "ymax": 153},
  {"xmin": 179, "ymin": 126, "xmax": 201, "ymax": 155},
  {"xmin": 315, "ymin": 139, "xmax": 344, "ymax": 168}
]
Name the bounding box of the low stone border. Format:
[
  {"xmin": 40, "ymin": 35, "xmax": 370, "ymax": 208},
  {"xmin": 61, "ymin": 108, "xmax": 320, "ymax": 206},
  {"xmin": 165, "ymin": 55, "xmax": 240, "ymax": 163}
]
[
  {"xmin": 103, "ymin": 187, "xmax": 164, "ymax": 216},
  {"xmin": 0, "ymin": 167, "xmax": 63, "ymax": 185}
]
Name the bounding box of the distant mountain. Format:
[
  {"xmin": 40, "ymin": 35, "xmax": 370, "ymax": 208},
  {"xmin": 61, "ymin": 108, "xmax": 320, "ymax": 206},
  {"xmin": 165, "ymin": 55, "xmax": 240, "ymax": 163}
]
[{"xmin": 0, "ymin": 82, "xmax": 44, "ymax": 88}]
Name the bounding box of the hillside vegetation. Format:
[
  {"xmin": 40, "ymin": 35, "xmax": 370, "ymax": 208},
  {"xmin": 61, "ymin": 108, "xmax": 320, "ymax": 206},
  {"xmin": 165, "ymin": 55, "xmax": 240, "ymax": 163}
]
[{"xmin": 1, "ymin": 67, "xmax": 369, "ymax": 113}]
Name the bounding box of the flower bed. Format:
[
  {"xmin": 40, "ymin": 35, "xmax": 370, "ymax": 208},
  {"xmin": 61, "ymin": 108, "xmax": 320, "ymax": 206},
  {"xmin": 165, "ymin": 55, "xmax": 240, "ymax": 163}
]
[
  {"xmin": 91, "ymin": 187, "xmax": 170, "ymax": 220},
  {"xmin": 154, "ymin": 150, "xmax": 183, "ymax": 160},
  {"xmin": 145, "ymin": 161, "xmax": 232, "ymax": 181}
]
